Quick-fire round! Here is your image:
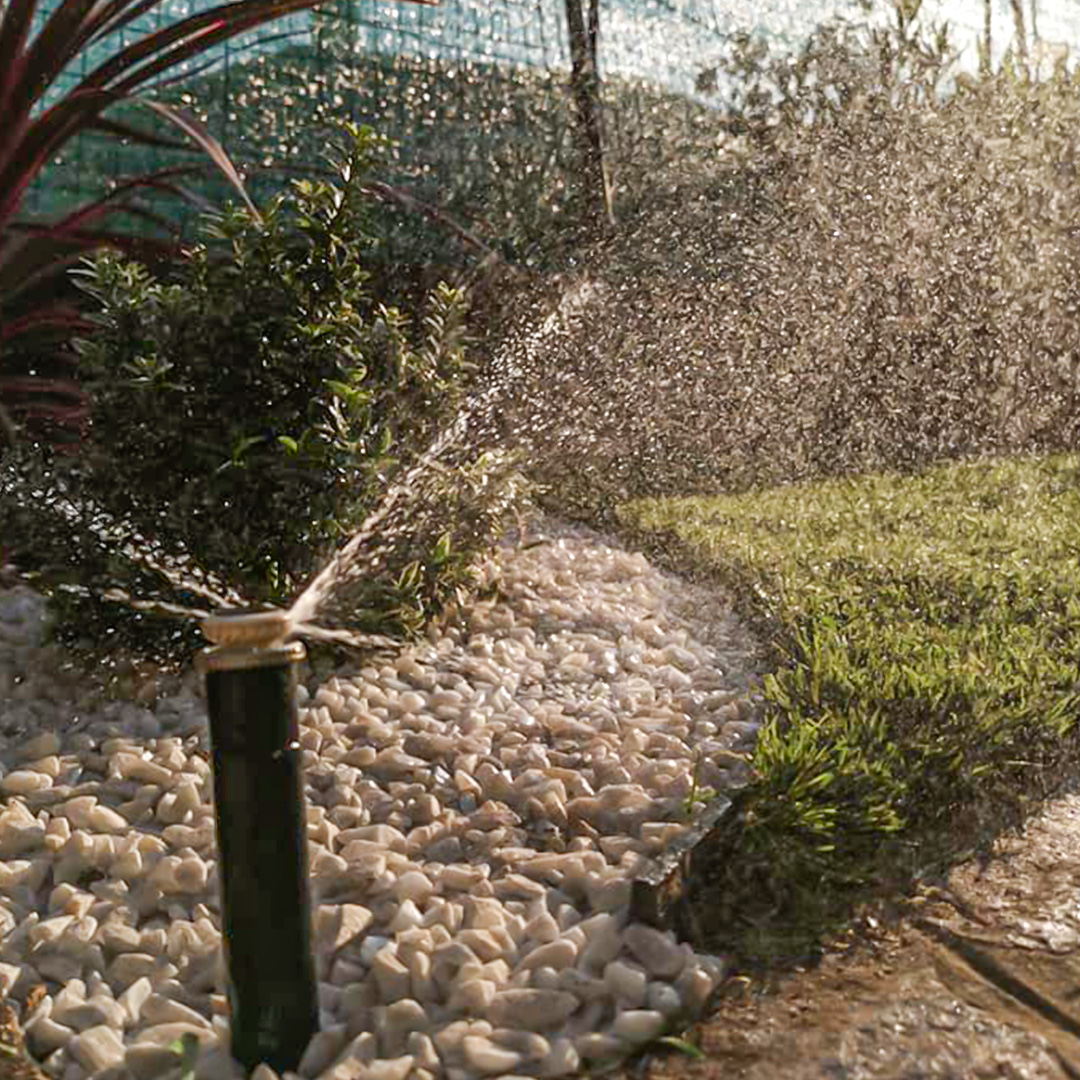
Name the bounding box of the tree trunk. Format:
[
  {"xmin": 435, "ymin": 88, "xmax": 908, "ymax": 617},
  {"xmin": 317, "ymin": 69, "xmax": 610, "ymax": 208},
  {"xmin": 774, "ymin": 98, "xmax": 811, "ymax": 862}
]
[{"xmin": 564, "ymin": 0, "xmax": 613, "ymax": 226}]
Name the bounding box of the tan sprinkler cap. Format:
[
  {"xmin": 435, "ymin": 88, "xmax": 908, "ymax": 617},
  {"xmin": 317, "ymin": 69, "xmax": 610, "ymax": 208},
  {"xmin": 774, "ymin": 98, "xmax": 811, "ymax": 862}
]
[{"xmin": 200, "ymin": 607, "xmax": 292, "ymax": 649}]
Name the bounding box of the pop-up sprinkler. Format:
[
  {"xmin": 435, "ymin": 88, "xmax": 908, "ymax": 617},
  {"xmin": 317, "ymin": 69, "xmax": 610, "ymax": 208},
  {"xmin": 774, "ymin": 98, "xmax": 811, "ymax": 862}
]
[{"xmin": 196, "ymin": 608, "xmax": 318, "ymax": 1072}]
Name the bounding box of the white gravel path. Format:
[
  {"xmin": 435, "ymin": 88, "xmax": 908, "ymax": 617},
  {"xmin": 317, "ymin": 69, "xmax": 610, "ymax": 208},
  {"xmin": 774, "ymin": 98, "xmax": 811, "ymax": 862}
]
[{"xmin": 0, "ymin": 518, "xmax": 766, "ymax": 1080}]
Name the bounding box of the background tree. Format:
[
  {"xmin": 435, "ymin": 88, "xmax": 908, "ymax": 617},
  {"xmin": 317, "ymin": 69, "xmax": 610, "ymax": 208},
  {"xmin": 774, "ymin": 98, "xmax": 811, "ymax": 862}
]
[{"xmin": 564, "ymin": 0, "xmax": 613, "ymax": 226}]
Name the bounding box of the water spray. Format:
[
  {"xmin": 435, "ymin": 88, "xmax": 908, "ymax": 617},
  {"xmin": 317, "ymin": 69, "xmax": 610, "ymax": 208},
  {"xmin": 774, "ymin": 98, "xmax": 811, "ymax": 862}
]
[{"xmin": 196, "ymin": 608, "xmax": 318, "ymax": 1072}]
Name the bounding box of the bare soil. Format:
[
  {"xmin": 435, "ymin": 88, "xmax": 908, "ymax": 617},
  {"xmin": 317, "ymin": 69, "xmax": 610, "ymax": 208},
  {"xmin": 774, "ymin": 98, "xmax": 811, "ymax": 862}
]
[{"xmin": 628, "ymin": 790, "xmax": 1080, "ymax": 1080}]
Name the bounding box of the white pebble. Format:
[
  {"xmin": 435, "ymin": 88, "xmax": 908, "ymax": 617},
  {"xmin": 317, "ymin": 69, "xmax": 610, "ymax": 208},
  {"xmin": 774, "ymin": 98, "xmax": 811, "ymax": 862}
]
[
  {"xmin": 126, "ymin": 1043, "xmax": 183, "ymax": 1080},
  {"xmin": 70, "ymin": 1024, "xmax": 126, "ymax": 1072},
  {"xmin": 1, "ymin": 770, "xmax": 52, "ymax": 795},
  {"xmin": 613, "ymin": 1008, "xmax": 667, "ymax": 1044},
  {"xmin": 518, "ymin": 939, "xmax": 578, "ymax": 973},
  {"xmin": 27, "ymin": 1015, "xmax": 75, "ymax": 1057},
  {"xmin": 371, "ymin": 949, "xmax": 412, "ymax": 1002},
  {"xmin": 297, "ymin": 1026, "xmax": 348, "ymax": 1078},
  {"xmin": 537, "ymin": 1037, "xmax": 581, "ymax": 1078},
  {"xmin": 118, "ymin": 977, "xmax": 154, "ymax": 1026},
  {"xmin": 462, "ymin": 1035, "xmax": 521, "ymax": 1074},
  {"xmin": 604, "ymin": 961, "xmax": 648, "ymax": 1008},
  {"xmin": 488, "ymin": 989, "xmax": 579, "ymax": 1030},
  {"xmin": 353, "ymin": 1056, "xmax": 414, "ymax": 1080},
  {"xmin": 622, "ymin": 924, "xmax": 686, "ymax": 979}
]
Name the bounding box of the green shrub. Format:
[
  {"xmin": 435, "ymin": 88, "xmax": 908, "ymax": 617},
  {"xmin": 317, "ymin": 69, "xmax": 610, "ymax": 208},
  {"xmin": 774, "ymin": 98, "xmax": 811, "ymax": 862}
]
[{"xmin": 0, "ymin": 123, "xmax": 524, "ymax": 663}]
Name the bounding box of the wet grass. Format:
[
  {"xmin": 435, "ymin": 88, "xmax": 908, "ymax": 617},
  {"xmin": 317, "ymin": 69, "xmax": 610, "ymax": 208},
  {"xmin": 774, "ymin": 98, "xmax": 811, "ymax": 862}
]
[{"xmin": 619, "ymin": 452, "xmax": 1080, "ymax": 963}]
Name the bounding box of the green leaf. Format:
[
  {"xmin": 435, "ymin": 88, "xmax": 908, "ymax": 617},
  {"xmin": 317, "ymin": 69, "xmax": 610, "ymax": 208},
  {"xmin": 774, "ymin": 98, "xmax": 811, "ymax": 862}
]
[
  {"xmin": 177, "ymin": 1031, "xmax": 200, "ymax": 1080},
  {"xmin": 656, "ymin": 1036, "xmax": 706, "ymax": 1060},
  {"xmin": 433, "ymin": 531, "xmax": 452, "ymax": 564},
  {"xmin": 277, "ymin": 434, "xmax": 299, "ymax": 453}
]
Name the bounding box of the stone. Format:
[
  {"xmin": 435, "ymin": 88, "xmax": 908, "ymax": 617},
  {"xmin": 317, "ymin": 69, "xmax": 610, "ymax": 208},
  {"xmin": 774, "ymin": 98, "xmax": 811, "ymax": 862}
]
[
  {"xmin": 317, "ymin": 903, "xmax": 374, "ymax": 952},
  {"xmin": 0, "ymin": 807, "xmax": 45, "ymax": 857},
  {"xmin": 557, "ymin": 969, "xmax": 608, "ymax": 1003},
  {"xmin": 359, "ymin": 936, "xmax": 392, "ymax": 966},
  {"xmin": 56, "ymin": 998, "xmax": 125, "ymax": 1033},
  {"xmin": 297, "ymin": 1025, "xmax": 348, "ymax": 1078},
  {"xmin": 109, "ymin": 952, "xmax": 178, "ymax": 989},
  {"xmin": 612, "ymin": 1009, "xmax": 667, "ymax": 1045},
  {"xmin": 118, "ymin": 977, "xmax": 154, "ymax": 1026},
  {"xmin": 488, "ymin": 1029, "xmax": 549, "ymax": 1061},
  {"xmin": 379, "ymin": 999, "xmax": 427, "ymax": 1057},
  {"xmin": 622, "ymin": 924, "xmax": 685, "ymax": 979},
  {"xmin": 394, "ymin": 870, "xmax": 435, "ymax": 904},
  {"xmin": 536, "ymin": 1037, "xmax": 581, "ymax": 1078},
  {"xmin": 674, "ymin": 958, "xmax": 725, "ymax": 1013},
  {"xmin": 603, "ymin": 961, "xmax": 648, "ymax": 1008},
  {"xmin": 70, "ymin": 1024, "xmax": 125, "ymax": 1072},
  {"xmin": 1, "ymin": 771, "xmax": 52, "ymax": 795},
  {"xmin": 517, "ymin": 939, "xmax": 578, "ymax": 972},
  {"xmin": 405, "ymin": 1031, "xmax": 441, "ymax": 1071},
  {"xmin": 353, "ymin": 1057, "xmax": 413, "ymax": 1080},
  {"xmin": 488, "ymin": 989, "xmax": 579, "ymax": 1031},
  {"xmin": 26, "ymin": 1016, "xmax": 74, "ymax": 1058},
  {"xmin": 129, "ymin": 1022, "xmax": 216, "ymax": 1047},
  {"xmin": 102, "ymin": 923, "xmax": 142, "ymax": 954},
  {"xmin": 387, "ymin": 899, "xmax": 424, "ymax": 933},
  {"xmin": 194, "ymin": 1045, "xmax": 243, "ymax": 1080},
  {"xmin": 455, "ymin": 928, "xmax": 506, "ymax": 963},
  {"xmin": 371, "ymin": 948, "xmax": 412, "ymax": 1003},
  {"xmin": 578, "ymin": 913, "xmax": 621, "ymax": 971},
  {"xmin": 646, "ymin": 982, "xmax": 683, "ymax": 1017},
  {"xmin": 461, "ymin": 1035, "xmax": 521, "ymax": 1074},
  {"xmin": 87, "ymin": 804, "xmax": 130, "ymax": 833},
  {"xmin": 125, "ymin": 1042, "xmax": 182, "ymax": 1080},
  {"xmin": 140, "ymin": 993, "xmax": 212, "ymax": 1029},
  {"xmin": 523, "ymin": 912, "xmax": 560, "ymax": 945},
  {"xmin": 575, "ymin": 1032, "xmax": 630, "ymax": 1062},
  {"xmin": 449, "ymin": 977, "xmax": 496, "ymax": 1015}
]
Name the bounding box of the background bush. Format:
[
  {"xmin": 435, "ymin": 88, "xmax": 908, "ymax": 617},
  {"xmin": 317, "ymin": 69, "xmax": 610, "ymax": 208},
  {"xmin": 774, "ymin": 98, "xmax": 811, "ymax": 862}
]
[{"xmin": 0, "ymin": 124, "xmax": 523, "ymax": 663}]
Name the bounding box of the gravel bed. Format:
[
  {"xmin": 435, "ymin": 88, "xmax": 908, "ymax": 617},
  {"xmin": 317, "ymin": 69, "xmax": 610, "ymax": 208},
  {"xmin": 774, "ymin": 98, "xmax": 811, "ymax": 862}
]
[{"xmin": 0, "ymin": 518, "xmax": 766, "ymax": 1080}]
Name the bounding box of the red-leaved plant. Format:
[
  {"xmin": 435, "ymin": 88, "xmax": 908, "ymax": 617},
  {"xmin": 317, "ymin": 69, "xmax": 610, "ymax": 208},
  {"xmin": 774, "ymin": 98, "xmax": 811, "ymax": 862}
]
[{"xmin": 0, "ymin": 0, "xmax": 432, "ymax": 453}]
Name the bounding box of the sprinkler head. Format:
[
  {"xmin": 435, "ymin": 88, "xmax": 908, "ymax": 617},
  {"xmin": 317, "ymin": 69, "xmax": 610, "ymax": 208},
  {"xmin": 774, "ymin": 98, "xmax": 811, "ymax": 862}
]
[{"xmin": 196, "ymin": 603, "xmax": 317, "ymax": 1069}]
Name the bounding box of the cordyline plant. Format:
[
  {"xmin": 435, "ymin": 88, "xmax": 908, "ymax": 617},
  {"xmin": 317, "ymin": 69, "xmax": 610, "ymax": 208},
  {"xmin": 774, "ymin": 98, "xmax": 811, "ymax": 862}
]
[{"xmin": 0, "ymin": 0, "xmax": 433, "ymax": 450}]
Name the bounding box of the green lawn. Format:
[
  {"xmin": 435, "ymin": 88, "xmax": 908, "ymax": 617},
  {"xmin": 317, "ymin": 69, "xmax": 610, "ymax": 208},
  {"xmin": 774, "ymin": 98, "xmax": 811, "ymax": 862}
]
[{"xmin": 619, "ymin": 453, "xmax": 1080, "ymax": 960}]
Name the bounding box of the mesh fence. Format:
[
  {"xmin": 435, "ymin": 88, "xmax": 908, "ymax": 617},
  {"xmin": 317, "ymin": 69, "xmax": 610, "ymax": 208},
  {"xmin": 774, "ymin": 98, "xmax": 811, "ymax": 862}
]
[{"xmin": 25, "ymin": 0, "xmax": 1080, "ymax": 258}]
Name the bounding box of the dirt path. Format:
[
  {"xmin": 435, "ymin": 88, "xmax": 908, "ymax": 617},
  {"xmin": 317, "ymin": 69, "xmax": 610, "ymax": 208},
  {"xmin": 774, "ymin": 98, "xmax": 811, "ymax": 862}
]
[{"xmin": 632, "ymin": 790, "xmax": 1080, "ymax": 1079}]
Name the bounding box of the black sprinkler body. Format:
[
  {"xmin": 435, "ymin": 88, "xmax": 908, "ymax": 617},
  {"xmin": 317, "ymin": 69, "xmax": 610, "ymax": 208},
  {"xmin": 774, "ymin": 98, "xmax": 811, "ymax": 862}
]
[{"xmin": 197, "ymin": 608, "xmax": 318, "ymax": 1072}]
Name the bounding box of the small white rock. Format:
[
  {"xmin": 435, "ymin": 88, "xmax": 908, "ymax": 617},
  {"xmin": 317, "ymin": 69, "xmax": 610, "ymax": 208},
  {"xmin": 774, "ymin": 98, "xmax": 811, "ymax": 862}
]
[
  {"xmin": 622, "ymin": 924, "xmax": 686, "ymax": 979},
  {"xmin": 613, "ymin": 1008, "xmax": 667, "ymax": 1045},
  {"xmin": 603, "ymin": 961, "xmax": 648, "ymax": 1008},
  {"xmin": 297, "ymin": 1025, "xmax": 348, "ymax": 1078},
  {"xmin": 488, "ymin": 989, "xmax": 579, "ymax": 1030},
  {"xmin": 125, "ymin": 1042, "xmax": 183, "ymax": 1080},
  {"xmin": 70, "ymin": 1024, "xmax": 126, "ymax": 1072},
  {"xmin": 353, "ymin": 1055, "xmax": 413, "ymax": 1080},
  {"xmin": 462, "ymin": 1035, "xmax": 521, "ymax": 1075},
  {"xmin": 27, "ymin": 1016, "xmax": 74, "ymax": 1057}
]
